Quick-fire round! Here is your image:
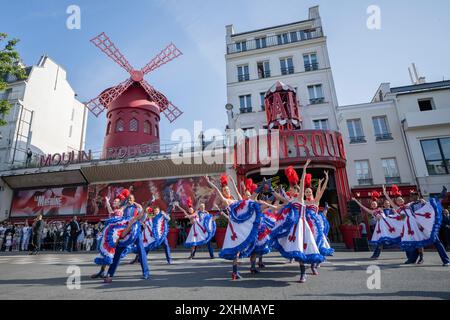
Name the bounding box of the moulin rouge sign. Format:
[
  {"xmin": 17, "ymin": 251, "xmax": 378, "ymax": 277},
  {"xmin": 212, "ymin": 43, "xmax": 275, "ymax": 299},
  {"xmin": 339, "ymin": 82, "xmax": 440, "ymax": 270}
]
[{"xmin": 39, "ymin": 150, "xmax": 92, "ymax": 167}]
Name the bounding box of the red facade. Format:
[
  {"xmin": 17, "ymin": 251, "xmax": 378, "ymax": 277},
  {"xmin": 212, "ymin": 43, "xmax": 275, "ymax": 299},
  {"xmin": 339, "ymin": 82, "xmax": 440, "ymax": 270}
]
[{"xmin": 103, "ymin": 84, "xmax": 161, "ymax": 158}]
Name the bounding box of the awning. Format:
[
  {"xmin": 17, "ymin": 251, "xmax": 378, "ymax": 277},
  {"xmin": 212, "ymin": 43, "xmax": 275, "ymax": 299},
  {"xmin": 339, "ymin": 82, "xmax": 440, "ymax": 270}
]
[
  {"xmin": 81, "ymin": 158, "xmax": 225, "ymax": 184},
  {"xmin": 1, "ymin": 169, "xmax": 88, "ymax": 189}
]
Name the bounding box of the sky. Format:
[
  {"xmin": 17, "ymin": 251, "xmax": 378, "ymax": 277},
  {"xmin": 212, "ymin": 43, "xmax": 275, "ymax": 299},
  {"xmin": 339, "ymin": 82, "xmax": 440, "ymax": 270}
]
[{"xmin": 2, "ymin": 0, "xmax": 450, "ymax": 151}]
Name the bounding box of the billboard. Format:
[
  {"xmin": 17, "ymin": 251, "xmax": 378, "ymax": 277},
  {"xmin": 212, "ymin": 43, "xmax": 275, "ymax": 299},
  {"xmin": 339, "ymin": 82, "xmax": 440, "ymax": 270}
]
[
  {"xmin": 10, "ymin": 186, "xmax": 88, "ymax": 218},
  {"xmin": 87, "ymin": 176, "xmax": 220, "ymax": 216}
]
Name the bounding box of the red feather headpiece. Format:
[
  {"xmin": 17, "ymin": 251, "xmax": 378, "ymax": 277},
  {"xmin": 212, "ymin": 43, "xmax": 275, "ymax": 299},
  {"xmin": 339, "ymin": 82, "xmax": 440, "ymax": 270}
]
[
  {"xmin": 186, "ymin": 197, "xmax": 193, "ymax": 208},
  {"xmin": 391, "ymin": 185, "xmax": 402, "ymax": 197},
  {"xmin": 285, "ymin": 166, "xmax": 299, "ymax": 185},
  {"xmin": 118, "ymin": 189, "xmax": 130, "ymax": 201},
  {"xmin": 245, "ymin": 178, "xmax": 257, "ymax": 194},
  {"xmin": 371, "ymin": 191, "xmax": 380, "ymax": 201},
  {"xmin": 220, "ymin": 174, "xmax": 228, "ymax": 187},
  {"xmin": 304, "ymin": 174, "xmax": 312, "ymax": 189}
]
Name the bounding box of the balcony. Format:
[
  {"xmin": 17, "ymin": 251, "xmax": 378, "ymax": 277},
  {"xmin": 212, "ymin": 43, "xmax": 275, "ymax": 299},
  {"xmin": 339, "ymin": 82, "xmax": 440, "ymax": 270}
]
[
  {"xmin": 358, "ymin": 178, "xmax": 373, "ymax": 186},
  {"xmin": 404, "ymin": 109, "xmax": 450, "ymax": 130},
  {"xmin": 239, "ymin": 107, "xmax": 253, "ymax": 114},
  {"xmin": 309, "ymin": 97, "xmax": 325, "ymax": 105},
  {"xmin": 385, "ymin": 176, "xmax": 401, "ymax": 184},
  {"xmin": 304, "ymin": 63, "xmax": 319, "ymax": 72},
  {"xmin": 281, "ymin": 67, "xmax": 295, "ymax": 75},
  {"xmin": 238, "ymin": 74, "xmax": 250, "ymax": 82},
  {"xmin": 375, "ymin": 133, "xmax": 393, "ymax": 141},
  {"xmin": 227, "ymin": 27, "xmax": 323, "ymax": 54},
  {"xmin": 349, "ymin": 136, "xmax": 367, "ymax": 144}
]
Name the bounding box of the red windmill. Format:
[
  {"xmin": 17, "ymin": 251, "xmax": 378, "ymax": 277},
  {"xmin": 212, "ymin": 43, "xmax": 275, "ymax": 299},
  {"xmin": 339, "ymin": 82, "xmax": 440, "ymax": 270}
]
[{"xmin": 85, "ymin": 32, "xmax": 183, "ymax": 157}]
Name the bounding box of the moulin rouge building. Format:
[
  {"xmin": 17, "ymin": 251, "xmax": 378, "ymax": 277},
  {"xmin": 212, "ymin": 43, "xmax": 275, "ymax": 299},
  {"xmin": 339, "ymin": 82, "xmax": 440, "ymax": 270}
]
[
  {"xmin": 1, "ymin": 6, "xmax": 357, "ymax": 242},
  {"xmin": 225, "ymin": 6, "xmax": 350, "ymax": 241}
]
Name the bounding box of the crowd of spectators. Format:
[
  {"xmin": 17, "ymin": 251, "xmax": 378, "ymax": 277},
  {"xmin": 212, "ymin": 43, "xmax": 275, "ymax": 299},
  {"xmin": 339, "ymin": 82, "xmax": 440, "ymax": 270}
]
[{"xmin": 0, "ymin": 217, "xmax": 104, "ymax": 253}]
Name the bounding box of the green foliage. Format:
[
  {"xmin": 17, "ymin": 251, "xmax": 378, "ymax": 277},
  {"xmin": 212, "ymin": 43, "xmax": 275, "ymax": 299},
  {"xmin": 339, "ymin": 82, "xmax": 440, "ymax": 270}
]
[
  {"xmin": 0, "ymin": 33, "xmax": 26, "ymax": 126},
  {"xmin": 215, "ymin": 214, "xmax": 228, "ymax": 228},
  {"xmin": 168, "ymin": 217, "xmax": 178, "ymax": 228}
]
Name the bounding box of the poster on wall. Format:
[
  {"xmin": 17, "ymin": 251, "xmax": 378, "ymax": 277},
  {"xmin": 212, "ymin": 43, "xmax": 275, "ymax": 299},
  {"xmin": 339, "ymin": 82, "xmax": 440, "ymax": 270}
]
[
  {"xmin": 10, "ymin": 186, "xmax": 88, "ymax": 218},
  {"xmin": 87, "ymin": 176, "xmax": 220, "ymax": 216}
]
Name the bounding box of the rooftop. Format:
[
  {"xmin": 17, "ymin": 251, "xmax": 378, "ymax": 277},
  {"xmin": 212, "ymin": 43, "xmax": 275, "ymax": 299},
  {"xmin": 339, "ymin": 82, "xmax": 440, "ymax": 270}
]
[
  {"xmin": 231, "ymin": 19, "xmax": 314, "ymax": 37},
  {"xmin": 390, "ymin": 80, "xmax": 450, "ymax": 94}
]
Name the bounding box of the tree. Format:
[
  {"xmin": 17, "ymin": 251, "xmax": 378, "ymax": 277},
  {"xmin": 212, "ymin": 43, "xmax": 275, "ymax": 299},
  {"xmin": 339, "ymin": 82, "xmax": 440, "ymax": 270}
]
[{"xmin": 0, "ymin": 33, "xmax": 26, "ymax": 126}]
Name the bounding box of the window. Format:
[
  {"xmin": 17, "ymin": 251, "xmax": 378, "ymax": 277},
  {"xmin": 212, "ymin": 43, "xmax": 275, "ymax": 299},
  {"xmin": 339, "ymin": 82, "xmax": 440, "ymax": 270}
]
[
  {"xmin": 115, "ymin": 118, "xmax": 125, "ymax": 132},
  {"xmin": 347, "ymin": 119, "xmax": 365, "ymax": 143},
  {"xmin": 260, "ymin": 92, "xmax": 266, "ymax": 111},
  {"xmin": 280, "ymin": 57, "xmax": 294, "ymax": 75},
  {"xmin": 155, "ymin": 124, "xmax": 159, "ymax": 138},
  {"xmin": 307, "ymin": 84, "xmax": 324, "ymax": 104},
  {"xmin": 303, "ymin": 53, "xmax": 318, "ymax": 71},
  {"xmin": 255, "ymin": 37, "xmax": 267, "ymax": 49},
  {"xmin": 106, "ymin": 122, "xmax": 111, "ymax": 135},
  {"xmin": 421, "ymin": 138, "xmax": 450, "ymax": 175},
  {"xmin": 71, "ymin": 108, "xmax": 75, "ymax": 121},
  {"xmin": 300, "ymin": 29, "xmax": 314, "ymax": 40},
  {"xmin": 144, "ymin": 120, "xmax": 151, "ymax": 135},
  {"xmin": 277, "ymin": 33, "xmax": 289, "ymax": 45},
  {"xmin": 237, "ymin": 65, "xmax": 249, "ymax": 82},
  {"xmin": 382, "ymin": 158, "xmax": 401, "ymax": 184},
  {"xmin": 290, "ymin": 31, "xmax": 298, "ymax": 42},
  {"xmin": 68, "ymin": 125, "xmax": 72, "ymax": 138},
  {"xmin": 235, "ymin": 41, "xmax": 247, "ymax": 52},
  {"xmin": 257, "ymin": 61, "xmax": 270, "ymax": 79},
  {"xmin": 372, "ymin": 116, "xmax": 392, "ymax": 141},
  {"xmin": 355, "ymin": 160, "xmax": 372, "ymax": 185},
  {"xmin": 313, "ymin": 119, "xmax": 329, "ymax": 130},
  {"xmin": 129, "ymin": 118, "xmax": 138, "ymax": 132},
  {"xmin": 418, "ymin": 98, "xmax": 434, "ymax": 112},
  {"xmin": 239, "ymin": 94, "xmax": 252, "ymax": 113}
]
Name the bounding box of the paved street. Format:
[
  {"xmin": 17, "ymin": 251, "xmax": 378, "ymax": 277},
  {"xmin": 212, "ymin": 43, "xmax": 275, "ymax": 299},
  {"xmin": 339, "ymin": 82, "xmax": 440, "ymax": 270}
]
[{"xmin": 0, "ymin": 249, "xmax": 449, "ymax": 300}]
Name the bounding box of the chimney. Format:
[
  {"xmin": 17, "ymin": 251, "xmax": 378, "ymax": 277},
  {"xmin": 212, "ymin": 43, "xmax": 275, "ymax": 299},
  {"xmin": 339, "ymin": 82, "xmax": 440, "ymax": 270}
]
[{"xmin": 225, "ymin": 24, "xmax": 234, "ymax": 45}]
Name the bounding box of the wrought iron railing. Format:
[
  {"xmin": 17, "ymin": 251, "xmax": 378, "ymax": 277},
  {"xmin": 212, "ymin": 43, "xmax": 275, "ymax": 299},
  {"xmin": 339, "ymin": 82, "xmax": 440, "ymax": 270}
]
[
  {"xmin": 309, "ymin": 97, "xmax": 325, "ymax": 105},
  {"xmin": 358, "ymin": 178, "xmax": 373, "ymax": 186},
  {"xmin": 304, "ymin": 62, "xmax": 319, "ymax": 72},
  {"xmin": 5, "ymin": 136, "xmax": 229, "ymax": 171},
  {"xmin": 238, "ymin": 74, "xmax": 250, "ymax": 82},
  {"xmin": 227, "ymin": 27, "xmax": 323, "ymax": 54},
  {"xmin": 375, "ymin": 133, "xmax": 393, "ymax": 141},
  {"xmin": 350, "ymin": 136, "xmax": 367, "ymax": 144},
  {"xmin": 385, "ymin": 176, "xmax": 401, "ymax": 184}
]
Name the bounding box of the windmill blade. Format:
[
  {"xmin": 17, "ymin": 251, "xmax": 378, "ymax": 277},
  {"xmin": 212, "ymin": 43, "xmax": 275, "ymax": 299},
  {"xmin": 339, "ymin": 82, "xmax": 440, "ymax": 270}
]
[
  {"xmin": 139, "ymin": 80, "xmax": 183, "ymax": 123},
  {"xmin": 161, "ymin": 102, "xmax": 183, "ymax": 123},
  {"xmin": 85, "ymin": 95, "xmax": 107, "ymax": 117},
  {"xmin": 140, "ymin": 43, "xmax": 182, "ymax": 75},
  {"xmin": 91, "ymin": 32, "xmax": 134, "ymax": 74},
  {"xmin": 85, "ymin": 79, "xmax": 134, "ymax": 117}
]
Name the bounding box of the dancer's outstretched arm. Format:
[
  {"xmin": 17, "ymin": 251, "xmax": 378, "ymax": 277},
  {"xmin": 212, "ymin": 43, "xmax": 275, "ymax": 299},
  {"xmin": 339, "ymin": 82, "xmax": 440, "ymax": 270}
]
[
  {"xmin": 316, "ymin": 171, "xmax": 329, "ymax": 203},
  {"xmin": 351, "ymin": 197, "xmax": 375, "ymax": 216},
  {"xmin": 228, "ymin": 175, "xmax": 243, "ymax": 201},
  {"xmin": 105, "ymin": 196, "xmax": 113, "ymax": 215},
  {"xmin": 258, "ymin": 200, "xmax": 282, "ymax": 211},
  {"xmin": 175, "ymin": 203, "xmax": 191, "ymax": 220},
  {"xmin": 273, "ymin": 190, "xmax": 289, "ymax": 204},
  {"xmin": 205, "ymin": 176, "xmax": 230, "ymax": 205},
  {"xmin": 299, "ymin": 159, "xmax": 312, "ymax": 201},
  {"xmin": 382, "ymin": 185, "xmax": 398, "ymax": 210}
]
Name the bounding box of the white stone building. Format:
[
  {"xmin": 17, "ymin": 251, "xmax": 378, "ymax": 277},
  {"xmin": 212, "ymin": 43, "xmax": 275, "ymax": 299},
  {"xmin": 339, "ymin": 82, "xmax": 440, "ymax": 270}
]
[
  {"xmin": 225, "ymin": 6, "xmax": 339, "ymax": 133},
  {"xmin": 0, "ymin": 55, "xmax": 87, "ymax": 221},
  {"xmin": 337, "ymin": 100, "xmax": 416, "ymax": 191},
  {"xmin": 339, "ymin": 79, "xmax": 450, "ymax": 198},
  {"xmin": 374, "ymin": 80, "xmax": 450, "ymax": 197}
]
